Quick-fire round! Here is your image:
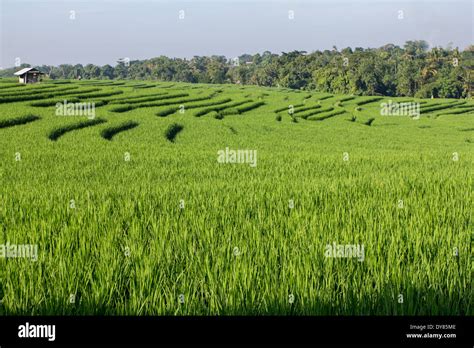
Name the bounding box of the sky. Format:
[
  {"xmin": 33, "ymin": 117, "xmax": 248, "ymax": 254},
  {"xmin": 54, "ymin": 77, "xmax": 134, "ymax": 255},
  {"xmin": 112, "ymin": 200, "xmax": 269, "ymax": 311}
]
[{"xmin": 0, "ymin": 0, "xmax": 473, "ymax": 68}]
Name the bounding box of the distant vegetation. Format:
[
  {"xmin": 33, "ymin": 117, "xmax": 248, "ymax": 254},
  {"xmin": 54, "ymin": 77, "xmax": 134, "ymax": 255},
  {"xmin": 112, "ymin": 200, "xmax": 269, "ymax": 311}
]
[{"xmin": 2, "ymin": 41, "xmax": 472, "ymax": 98}]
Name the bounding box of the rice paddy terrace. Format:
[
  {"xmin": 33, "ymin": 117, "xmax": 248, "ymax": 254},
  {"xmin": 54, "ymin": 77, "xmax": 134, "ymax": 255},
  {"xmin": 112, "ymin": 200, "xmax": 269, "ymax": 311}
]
[{"xmin": 0, "ymin": 79, "xmax": 472, "ymax": 315}]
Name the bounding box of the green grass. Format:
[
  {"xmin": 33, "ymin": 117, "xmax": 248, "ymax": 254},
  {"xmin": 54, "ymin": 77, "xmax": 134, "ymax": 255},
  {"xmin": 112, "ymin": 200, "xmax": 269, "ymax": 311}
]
[
  {"xmin": 421, "ymin": 101, "xmax": 467, "ymax": 114},
  {"xmin": 164, "ymin": 123, "xmax": 184, "ymax": 142},
  {"xmin": 0, "ymin": 87, "xmax": 101, "ymax": 104},
  {"xmin": 0, "ymin": 79, "xmax": 472, "ymax": 316},
  {"xmin": 355, "ymin": 97, "xmax": 384, "ymax": 106},
  {"xmin": 0, "ymin": 114, "xmax": 40, "ymax": 128},
  {"xmin": 109, "ymin": 94, "xmax": 215, "ymax": 113},
  {"xmin": 109, "ymin": 93, "xmax": 188, "ymax": 105},
  {"xmin": 194, "ymin": 100, "xmax": 253, "ymax": 117},
  {"xmin": 299, "ymin": 106, "xmax": 335, "ymax": 119},
  {"xmin": 156, "ymin": 98, "xmax": 233, "ymax": 117},
  {"xmin": 48, "ymin": 118, "xmax": 107, "ymax": 141},
  {"xmin": 0, "ymin": 85, "xmax": 78, "ymax": 97},
  {"xmin": 273, "ymin": 103, "xmax": 304, "ymax": 113},
  {"xmin": 100, "ymin": 121, "xmax": 139, "ymax": 140},
  {"xmin": 307, "ymin": 109, "xmax": 347, "ymax": 121},
  {"xmin": 364, "ymin": 117, "xmax": 376, "ymax": 126},
  {"xmin": 292, "ymin": 104, "xmax": 322, "ymax": 115},
  {"xmin": 219, "ymin": 101, "xmax": 265, "ymax": 116}
]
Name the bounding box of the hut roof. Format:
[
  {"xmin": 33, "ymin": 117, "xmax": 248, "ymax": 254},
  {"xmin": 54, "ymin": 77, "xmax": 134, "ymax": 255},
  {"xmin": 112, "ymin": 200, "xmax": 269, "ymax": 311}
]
[{"xmin": 14, "ymin": 68, "xmax": 42, "ymax": 76}]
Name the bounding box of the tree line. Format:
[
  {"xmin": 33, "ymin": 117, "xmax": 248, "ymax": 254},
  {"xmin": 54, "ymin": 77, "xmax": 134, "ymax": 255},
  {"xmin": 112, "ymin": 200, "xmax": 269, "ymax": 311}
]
[{"xmin": 2, "ymin": 41, "xmax": 473, "ymax": 98}]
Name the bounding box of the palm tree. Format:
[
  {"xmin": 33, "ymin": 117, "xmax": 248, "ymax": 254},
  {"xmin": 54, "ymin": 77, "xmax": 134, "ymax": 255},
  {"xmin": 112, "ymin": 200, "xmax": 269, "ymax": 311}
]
[
  {"xmin": 420, "ymin": 47, "xmax": 441, "ymax": 85},
  {"xmin": 457, "ymin": 70, "xmax": 471, "ymax": 98}
]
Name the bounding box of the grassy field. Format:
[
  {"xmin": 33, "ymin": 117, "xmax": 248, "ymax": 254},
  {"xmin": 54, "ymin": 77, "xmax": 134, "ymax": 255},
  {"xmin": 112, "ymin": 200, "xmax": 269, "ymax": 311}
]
[{"xmin": 0, "ymin": 78, "xmax": 472, "ymax": 315}]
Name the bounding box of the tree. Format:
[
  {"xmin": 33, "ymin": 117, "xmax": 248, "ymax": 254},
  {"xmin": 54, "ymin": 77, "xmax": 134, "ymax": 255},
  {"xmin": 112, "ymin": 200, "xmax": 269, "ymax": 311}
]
[
  {"xmin": 4, "ymin": 41, "xmax": 467, "ymax": 99},
  {"xmin": 100, "ymin": 65, "xmax": 114, "ymax": 79}
]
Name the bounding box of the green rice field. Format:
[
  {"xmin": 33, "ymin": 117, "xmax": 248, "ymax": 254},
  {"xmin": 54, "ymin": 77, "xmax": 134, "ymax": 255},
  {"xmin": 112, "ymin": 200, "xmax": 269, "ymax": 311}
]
[{"xmin": 0, "ymin": 78, "xmax": 472, "ymax": 315}]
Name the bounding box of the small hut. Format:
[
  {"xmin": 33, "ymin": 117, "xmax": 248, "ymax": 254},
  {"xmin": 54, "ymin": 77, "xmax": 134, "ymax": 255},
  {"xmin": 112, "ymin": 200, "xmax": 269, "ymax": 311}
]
[{"xmin": 14, "ymin": 68, "xmax": 44, "ymax": 84}]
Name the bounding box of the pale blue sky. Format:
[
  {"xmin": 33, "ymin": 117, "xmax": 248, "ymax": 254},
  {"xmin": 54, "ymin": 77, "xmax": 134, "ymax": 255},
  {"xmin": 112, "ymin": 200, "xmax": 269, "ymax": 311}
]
[{"xmin": 0, "ymin": 0, "xmax": 472, "ymax": 67}]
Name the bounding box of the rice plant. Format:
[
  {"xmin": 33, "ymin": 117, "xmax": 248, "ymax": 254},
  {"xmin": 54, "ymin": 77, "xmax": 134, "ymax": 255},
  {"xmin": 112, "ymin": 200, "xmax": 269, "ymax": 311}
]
[
  {"xmin": 364, "ymin": 117, "xmax": 375, "ymax": 126},
  {"xmin": 48, "ymin": 118, "xmax": 106, "ymax": 141},
  {"xmin": 0, "ymin": 114, "xmax": 40, "ymax": 128},
  {"xmin": 164, "ymin": 123, "xmax": 184, "ymax": 142},
  {"xmin": 100, "ymin": 121, "xmax": 139, "ymax": 140}
]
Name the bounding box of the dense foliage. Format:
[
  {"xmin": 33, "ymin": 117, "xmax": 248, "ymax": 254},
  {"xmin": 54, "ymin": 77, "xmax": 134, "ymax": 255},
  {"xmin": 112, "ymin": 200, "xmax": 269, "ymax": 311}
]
[{"xmin": 2, "ymin": 41, "xmax": 473, "ymax": 98}]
